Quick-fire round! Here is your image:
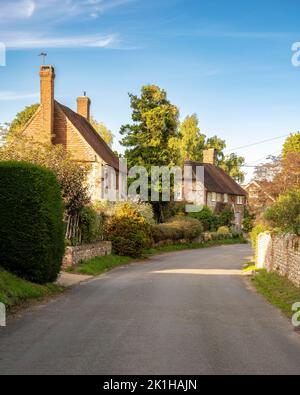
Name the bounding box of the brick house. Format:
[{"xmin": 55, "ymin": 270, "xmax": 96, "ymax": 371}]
[
  {"xmin": 244, "ymin": 180, "xmax": 275, "ymax": 218},
  {"xmin": 185, "ymin": 149, "xmax": 247, "ymax": 229},
  {"xmin": 22, "ymin": 65, "xmax": 119, "ymax": 201}
]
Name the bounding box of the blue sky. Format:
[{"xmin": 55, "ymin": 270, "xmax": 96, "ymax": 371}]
[{"xmin": 0, "ymin": 0, "xmax": 300, "ymax": 181}]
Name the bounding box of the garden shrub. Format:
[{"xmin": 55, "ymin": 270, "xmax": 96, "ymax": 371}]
[
  {"xmin": 104, "ymin": 203, "xmax": 152, "ymax": 257},
  {"xmin": 243, "ymin": 207, "xmax": 255, "ymax": 233},
  {"xmin": 217, "ymin": 226, "xmax": 231, "ymax": 235},
  {"xmin": 218, "ymin": 207, "xmax": 234, "ymax": 227},
  {"xmin": 188, "ymin": 205, "xmax": 219, "ymax": 231},
  {"xmin": 264, "ymin": 190, "xmax": 300, "ymax": 235},
  {"xmin": 79, "ymin": 206, "xmax": 105, "ymax": 244},
  {"xmin": 0, "ymin": 161, "xmax": 64, "ymax": 284},
  {"xmin": 152, "ymin": 217, "xmax": 203, "ymax": 244},
  {"xmin": 250, "ymin": 223, "xmax": 270, "ymax": 251}
]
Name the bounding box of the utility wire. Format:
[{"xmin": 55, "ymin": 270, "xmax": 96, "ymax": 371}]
[{"xmin": 225, "ymin": 134, "xmax": 289, "ymax": 153}]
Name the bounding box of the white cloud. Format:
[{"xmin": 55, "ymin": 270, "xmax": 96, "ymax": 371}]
[
  {"xmin": 0, "ymin": 91, "xmax": 39, "ymax": 101},
  {"xmin": 0, "ymin": 0, "xmax": 36, "ymax": 19},
  {"xmin": 4, "ymin": 33, "xmax": 118, "ymax": 49}
]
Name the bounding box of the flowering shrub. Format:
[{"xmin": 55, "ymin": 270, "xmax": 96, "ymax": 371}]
[{"xmin": 104, "ymin": 204, "xmax": 152, "ymax": 257}]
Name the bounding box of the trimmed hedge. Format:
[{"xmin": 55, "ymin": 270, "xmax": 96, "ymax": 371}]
[
  {"xmin": 152, "ymin": 217, "xmax": 203, "ymax": 244},
  {"xmin": 0, "ymin": 161, "xmax": 65, "ymax": 284}
]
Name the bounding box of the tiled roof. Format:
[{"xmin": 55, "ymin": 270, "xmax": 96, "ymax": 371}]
[
  {"xmin": 57, "ymin": 102, "xmax": 119, "ymax": 171},
  {"xmin": 185, "ymin": 161, "xmax": 247, "ymax": 196}
]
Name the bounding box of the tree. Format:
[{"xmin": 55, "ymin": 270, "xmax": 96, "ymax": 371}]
[
  {"xmin": 173, "ymin": 115, "xmax": 245, "ymax": 181},
  {"xmin": 120, "ymin": 85, "xmax": 180, "ymax": 169},
  {"xmin": 205, "ymin": 136, "xmax": 226, "ymax": 163},
  {"xmin": 8, "ymin": 104, "xmax": 39, "ymax": 140},
  {"xmin": 265, "ymin": 190, "xmax": 300, "ymax": 235},
  {"xmin": 177, "ymin": 114, "xmax": 206, "ymax": 163},
  {"xmin": 91, "ymin": 117, "xmax": 114, "ymax": 147},
  {"xmin": 220, "ymin": 153, "xmax": 245, "ymax": 183},
  {"xmin": 120, "ymin": 85, "xmax": 180, "ymax": 221},
  {"xmin": 283, "ymin": 132, "xmax": 300, "ymax": 158},
  {"xmin": 0, "ymin": 136, "xmax": 90, "ymax": 214}
]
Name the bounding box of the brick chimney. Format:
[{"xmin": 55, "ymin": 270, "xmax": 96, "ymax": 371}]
[
  {"xmin": 77, "ymin": 93, "xmax": 91, "ymax": 121},
  {"xmin": 40, "ymin": 65, "xmax": 55, "ymax": 142},
  {"xmin": 203, "ymin": 148, "xmax": 217, "ymax": 165}
]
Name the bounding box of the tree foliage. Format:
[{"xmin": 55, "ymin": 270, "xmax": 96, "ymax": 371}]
[
  {"xmin": 283, "ymin": 132, "xmax": 300, "ymax": 158},
  {"xmin": 8, "ymin": 104, "xmax": 39, "ymax": 140},
  {"xmin": 120, "ymin": 85, "xmax": 180, "ymax": 169},
  {"xmin": 176, "ymin": 114, "xmax": 205, "ymax": 163},
  {"xmin": 265, "ymin": 190, "xmax": 300, "ymax": 235},
  {"xmin": 91, "ymin": 117, "xmax": 114, "ymax": 147}
]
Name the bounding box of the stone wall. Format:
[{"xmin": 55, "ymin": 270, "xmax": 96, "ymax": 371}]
[
  {"xmin": 256, "ymin": 232, "xmax": 300, "ymax": 288},
  {"xmin": 63, "ymin": 241, "xmax": 112, "ymax": 269}
]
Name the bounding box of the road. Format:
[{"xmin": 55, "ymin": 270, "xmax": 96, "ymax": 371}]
[{"xmin": 1, "ymin": 244, "xmax": 300, "ymax": 375}]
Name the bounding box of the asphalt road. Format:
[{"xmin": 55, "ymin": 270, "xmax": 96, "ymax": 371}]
[{"xmin": 1, "ymin": 244, "xmax": 300, "ymax": 375}]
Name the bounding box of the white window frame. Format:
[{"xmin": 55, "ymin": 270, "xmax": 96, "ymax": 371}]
[
  {"xmin": 237, "ymin": 196, "xmax": 244, "ymax": 205},
  {"xmin": 224, "ymin": 193, "xmax": 229, "ymax": 203},
  {"xmin": 211, "ymin": 192, "xmax": 217, "ymax": 202}
]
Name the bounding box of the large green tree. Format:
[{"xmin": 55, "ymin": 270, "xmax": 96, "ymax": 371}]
[
  {"xmin": 220, "ymin": 153, "xmax": 245, "ymax": 183},
  {"xmin": 120, "ymin": 85, "xmax": 180, "ymax": 169},
  {"xmin": 120, "ymin": 85, "xmax": 180, "ymax": 221},
  {"xmin": 176, "ymin": 114, "xmax": 206, "ymax": 163},
  {"xmin": 175, "ymin": 115, "xmax": 245, "ymax": 182}
]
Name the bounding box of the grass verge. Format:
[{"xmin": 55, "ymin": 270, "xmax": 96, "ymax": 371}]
[
  {"xmin": 0, "ymin": 267, "xmax": 64, "ymax": 312},
  {"xmin": 71, "ymin": 237, "xmax": 247, "ymax": 276},
  {"xmin": 252, "ymin": 269, "xmax": 300, "ymax": 318}
]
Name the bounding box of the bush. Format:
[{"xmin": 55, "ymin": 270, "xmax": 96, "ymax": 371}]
[
  {"xmin": 218, "ymin": 207, "xmax": 234, "ymax": 227},
  {"xmin": 250, "ymin": 223, "xmax": 270, "ymax": 251},
  {"xmin": 0, "ymin": 136, "xmax": 90, "ymax": 214},
  {"xmin": 243, "ymin": 207, "xmax": 255, "ymax": 233},
  {"xmin": 80, "ymin": 206, "xmax": 105, "ymax": 244},
  {"xmin": 104, "ymin": 203, "xmax": 152, "ymax": 257},
  {"xmin": 188, "ymin": 206, "xmax": 219, "ymax": 231},
  {"xmin": 152, "ymin": 217, "xmax": 203, "ymax": 244},
  {"xmin": 94, "ymin": 200, "xmax": 155, "ymax": 225},
  {"xmin": 264, "ymin": 190, "xmax": 300, "ymax": 235},
  {"xmin": 217, "ymin": 226, "xmax": 230, "ymax": 235},
  {"xmin": 0, "ymin": 161, "xmax": 65, "ymax": 284}
]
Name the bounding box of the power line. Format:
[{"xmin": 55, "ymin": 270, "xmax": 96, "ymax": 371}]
[{"xmin": 225, "ymin": 134, "xmax": 289, "ymax": 153}]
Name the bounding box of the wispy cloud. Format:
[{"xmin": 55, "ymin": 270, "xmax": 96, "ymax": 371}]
[
  {"xmin": 0, "ymin": 91, "xmax": 39, "ymax": 101},
  {"xmin": 4, "ymin": 33, "xmax": 119, "ymax": 49},
  {"xmin": 0, "ymin": 0, "xmax": 136, "ymax": 21},
  {"xmin": 0, "ymin": 0, "xmax": 36, "ymax": 19}
]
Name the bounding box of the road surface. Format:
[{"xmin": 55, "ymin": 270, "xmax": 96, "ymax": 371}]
[{"xmin": 1, "ymin": 244, "xmax": 300, "ymax": 375}]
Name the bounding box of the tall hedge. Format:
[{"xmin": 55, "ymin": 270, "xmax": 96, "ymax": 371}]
[{"xmin": 0, "ymin": 161, "xmax": 65, "ymax": 284}]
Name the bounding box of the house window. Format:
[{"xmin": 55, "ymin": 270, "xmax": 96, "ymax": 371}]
[
  {"xmin": 224, "ymin": 194, "xmax": 229, "ymax": 203},
  {"xmin": 217, "ymin": 193, "xmax": 222, "ymax": 202},
  {"xmin": 211, "ymin": 192, "xmax": 217, "ymax": 202},
  {"xmin": 237, "ymin": 196, "xmax": 244, "ymax": 205}
]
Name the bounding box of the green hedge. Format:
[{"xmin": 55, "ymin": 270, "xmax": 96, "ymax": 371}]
[
  {"xmin": 152, "ymin": 217, "xmax": 203, "ymax": 244},
  {"xmin": 0, "ymin": 161, "xmax": 65, "ymax": 284}
]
